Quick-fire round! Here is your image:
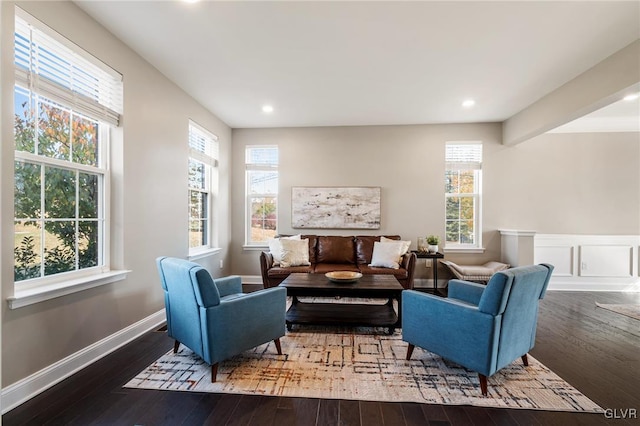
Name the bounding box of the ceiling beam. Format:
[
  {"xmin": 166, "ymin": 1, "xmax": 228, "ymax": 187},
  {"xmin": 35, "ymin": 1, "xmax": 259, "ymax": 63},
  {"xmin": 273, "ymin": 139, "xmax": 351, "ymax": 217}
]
[{"xmin": 502, "ymin": 39, "xmax": 640, "ymax": 146}]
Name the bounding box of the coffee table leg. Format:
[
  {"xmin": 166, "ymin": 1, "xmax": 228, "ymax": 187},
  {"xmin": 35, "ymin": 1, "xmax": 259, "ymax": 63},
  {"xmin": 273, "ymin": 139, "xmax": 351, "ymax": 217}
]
[
  {"xmin": 396, "ymin": 291, "xmax": 402, "ymax": 329},
  {"xmin": 287, "ymin": 294, "xmax": 297, "ymax": 331}
]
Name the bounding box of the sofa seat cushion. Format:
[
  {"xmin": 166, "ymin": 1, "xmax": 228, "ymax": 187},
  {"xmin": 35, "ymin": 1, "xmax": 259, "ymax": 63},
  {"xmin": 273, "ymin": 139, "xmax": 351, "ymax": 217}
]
[
  {"xmin": 267, "ymin": 265, "xmax": 313, "ymax": 277},
  {"xmin": 313, "ymin": 263, "xmax": 361, "ymax": 274},
  {"xmin": 317, "ymin": 236, "xmax": 356, "ymax": 264},
  {"xmin": 359, "ymin": 265, "xmax": 408, "ymax": 279}
]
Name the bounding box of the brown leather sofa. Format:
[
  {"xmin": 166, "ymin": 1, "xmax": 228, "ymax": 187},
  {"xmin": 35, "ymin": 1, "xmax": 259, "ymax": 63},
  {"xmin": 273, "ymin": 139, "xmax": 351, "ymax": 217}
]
[{"xmin": 260, "ymin": 235, "xmax": 417, "ymax": 289}]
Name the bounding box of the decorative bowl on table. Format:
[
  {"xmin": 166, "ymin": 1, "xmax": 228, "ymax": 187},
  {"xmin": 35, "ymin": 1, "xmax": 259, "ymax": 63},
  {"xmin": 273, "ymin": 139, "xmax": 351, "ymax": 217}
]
[{"xmin": 325, "ymin": 271, "xmax": 363, "ymax": 283}]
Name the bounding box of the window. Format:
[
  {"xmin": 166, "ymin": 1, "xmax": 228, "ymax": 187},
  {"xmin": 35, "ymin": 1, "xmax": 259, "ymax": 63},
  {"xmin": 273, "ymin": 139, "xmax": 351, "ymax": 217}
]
[
  {"xmin": 13, "ymin": 10, "xmax": 122, "ymax": 285},
  {"xmin": 445, "ymin": 142, "xmax": 482, "ymax": 248},
  {"xmin": 188, "ymin": 121, "xmax": 218, "ymax": 253},
  {"xmin": 245, "ymin": 146, "xmax": 278, "ymax": 245}
]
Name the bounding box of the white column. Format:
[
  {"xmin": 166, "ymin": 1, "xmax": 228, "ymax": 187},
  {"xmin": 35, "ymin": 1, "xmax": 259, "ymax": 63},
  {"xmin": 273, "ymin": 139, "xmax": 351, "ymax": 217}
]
[{"xmin": 499, "ymin": 229, "xmax": 537, "ymax": 267}]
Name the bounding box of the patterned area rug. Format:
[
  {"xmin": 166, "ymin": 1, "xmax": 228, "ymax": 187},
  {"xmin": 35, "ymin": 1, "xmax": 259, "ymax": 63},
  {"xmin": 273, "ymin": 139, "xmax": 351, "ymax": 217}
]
[
  {"xmin": 596, "ymin": 302, "xmax": 640, "ymax": 320},
  {"xmin": 126, "ymin": 328, "xmax": 601, "ymax": 412}
]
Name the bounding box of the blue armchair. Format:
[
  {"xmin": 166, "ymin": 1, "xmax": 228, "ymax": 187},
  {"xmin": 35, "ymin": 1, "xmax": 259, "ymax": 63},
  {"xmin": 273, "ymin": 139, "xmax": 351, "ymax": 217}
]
[
  {"xmin": 402, "ymin": 263, "xmax": 553, "ymax": 395},
  {"xmin": 156, "ymin": 257, "xmax": 287, "ymax": 382}
]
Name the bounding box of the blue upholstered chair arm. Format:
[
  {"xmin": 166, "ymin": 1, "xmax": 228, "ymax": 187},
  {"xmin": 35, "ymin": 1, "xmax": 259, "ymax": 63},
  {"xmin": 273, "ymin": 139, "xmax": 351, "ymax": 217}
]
[
  {"xmin": 448, "ymin": 280, "xmax": 485, "ymax": 305},
  {"xmin": 402, "ymin": 290, "xmax": 489, "ymax": 326},
  {"xmin": 214, "ymin": 286, "xmax": 286, "ymax": 323},
  {"xmin": 202, "ymin": 287, "xmax": 287, "ymax": 364},
  {"xmin": 214, "ymin": 275, "xmax": 243, "ymax": 297}
]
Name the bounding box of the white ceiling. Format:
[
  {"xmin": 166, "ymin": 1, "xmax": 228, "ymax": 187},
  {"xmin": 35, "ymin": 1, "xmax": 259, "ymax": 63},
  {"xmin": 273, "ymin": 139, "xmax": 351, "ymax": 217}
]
[{"xmin": 74, "ymin": 1, "xmax": 640, "ymax": 129}]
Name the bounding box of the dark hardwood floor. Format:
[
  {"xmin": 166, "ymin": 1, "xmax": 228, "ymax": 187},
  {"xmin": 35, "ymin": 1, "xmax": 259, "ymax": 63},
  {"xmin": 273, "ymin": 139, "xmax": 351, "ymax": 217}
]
[{"xmin": 3, "ymin": 291, "xmax": 639, "ymax": 425}]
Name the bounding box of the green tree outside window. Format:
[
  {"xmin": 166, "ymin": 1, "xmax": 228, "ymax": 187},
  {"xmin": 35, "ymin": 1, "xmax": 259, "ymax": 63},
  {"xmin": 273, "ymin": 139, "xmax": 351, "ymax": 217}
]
[{"xmin": 14, "ymin": 88, "xmax": 102, "ymax": 282}]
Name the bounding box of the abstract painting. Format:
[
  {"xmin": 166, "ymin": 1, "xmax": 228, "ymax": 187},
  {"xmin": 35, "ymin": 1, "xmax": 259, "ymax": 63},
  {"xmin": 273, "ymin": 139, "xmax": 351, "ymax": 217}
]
[{"xmin": 292, "ymin": 187, "xmax": 381, "ymax": 229}]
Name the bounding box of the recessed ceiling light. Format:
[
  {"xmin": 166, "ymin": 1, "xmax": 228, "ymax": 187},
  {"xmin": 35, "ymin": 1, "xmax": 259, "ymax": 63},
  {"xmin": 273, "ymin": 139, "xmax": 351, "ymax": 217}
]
[
  {"xmin": 262, "ymin": 105, "xmax": 274, "ymax": 113},
  {"xmin": 623, "ymin": 93, "xmax": 639, "ymax": 101},
  {"xmin": 462, "ymin": 99, "xmax": 475, "ymax": 108}
]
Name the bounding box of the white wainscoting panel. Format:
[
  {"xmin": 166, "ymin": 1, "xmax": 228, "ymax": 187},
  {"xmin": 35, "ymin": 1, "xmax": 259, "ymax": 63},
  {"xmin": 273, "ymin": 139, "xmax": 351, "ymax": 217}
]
[
  {"xmin": 535, "ymin": 246, "xmax": 574, "ymax": 277},
  {"xmin": 534, "ymin": 234, "xmax": 639, "ymax": 292},
  {"xmin": 580, "ymin": 245, "xmax": 633, "ymax": 277}
]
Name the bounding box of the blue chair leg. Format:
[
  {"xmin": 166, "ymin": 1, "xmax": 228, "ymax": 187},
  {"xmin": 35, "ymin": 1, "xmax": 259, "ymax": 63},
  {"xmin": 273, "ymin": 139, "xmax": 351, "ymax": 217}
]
[
  {"xmin": 406, "ymin": 344, "xmax": 415, "ymax": 360},
  {"xmin": 211, "ymin": 363, "xmax": 219, "ymax": 382},
  {"xmin": 479, "ymin": 374, "xmax": 488, "ymax": 396}
]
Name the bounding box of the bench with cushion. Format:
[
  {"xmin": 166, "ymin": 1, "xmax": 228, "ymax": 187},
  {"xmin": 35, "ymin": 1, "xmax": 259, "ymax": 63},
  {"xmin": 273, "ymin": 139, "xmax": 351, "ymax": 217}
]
[
  {"xmin": 260, "ymin": 235, "xmax": 417, "ymax": 289},
  {"xmin": 440, "ymin": 260, "xmax": 510, "ymax": 284}
]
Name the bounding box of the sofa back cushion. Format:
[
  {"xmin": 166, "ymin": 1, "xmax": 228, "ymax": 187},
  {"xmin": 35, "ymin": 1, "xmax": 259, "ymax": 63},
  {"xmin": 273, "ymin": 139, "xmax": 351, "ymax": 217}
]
[
  {"xmin": 317, "ymin": 236, "xmax": 356, "ymax": 264},
  {"xmin": 355, "ymin": 235, "xmax": 400, "ymax": 264},
  {"xmin": 301, "ymin": 235, "xmax": 318, "ymax": 264}
]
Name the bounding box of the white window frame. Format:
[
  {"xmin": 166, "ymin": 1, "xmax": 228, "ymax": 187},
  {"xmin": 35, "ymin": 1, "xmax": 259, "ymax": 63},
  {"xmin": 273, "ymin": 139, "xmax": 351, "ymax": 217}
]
[
  {"xmin": 444, "ymin": 142, "xmax": 483, "ymax": 252},
  {"xmin": 9, "ymin": 9, "xmax": 127, "ymax": 309},
  {"xmin": 244, "ymin": 145, "xmax": 278, "ymax": 247},
  {"xmin": 188, "ymin": 120, "xmax": 219, "ymax": 259}
]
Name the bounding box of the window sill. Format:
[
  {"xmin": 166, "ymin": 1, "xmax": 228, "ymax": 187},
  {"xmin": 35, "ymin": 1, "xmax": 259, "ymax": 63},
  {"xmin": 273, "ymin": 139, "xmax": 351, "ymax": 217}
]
[
  {"xmin": 243, "ymin": 244, "xmax": 268, "ymax": 251},
  {"xmin": 443, "ymin": 247, "xmax": 486, "ymax": 254},
  {"xmin": 7, "ymin": 270, "xmax": 130, "ymax": 309},
  {"xmin": 188, "ymin": 247, "xmax": 222, "ymax": 261}
]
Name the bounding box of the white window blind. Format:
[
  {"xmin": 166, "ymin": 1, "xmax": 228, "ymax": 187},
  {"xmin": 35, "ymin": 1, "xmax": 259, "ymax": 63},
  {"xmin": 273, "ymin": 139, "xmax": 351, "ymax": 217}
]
[
  {"xmin": 246, "ymin": 146, "xmax": 279, "ymax": 166},
  {"xmin": 14, "ymin": 11, "xmax": 123, "ymax": 126},
  {"xmin": 188, "ymin": 121, "xmax": 218, "ymax": 166},
  {"xmin": 446, "ymin": 143, "xmax": 482, "ymax": 170}
]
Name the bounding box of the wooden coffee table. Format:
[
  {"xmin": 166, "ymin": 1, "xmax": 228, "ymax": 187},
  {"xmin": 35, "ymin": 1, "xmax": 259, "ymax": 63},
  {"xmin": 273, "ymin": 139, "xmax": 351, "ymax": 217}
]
[{"xmin": 278, "ymin": 273, "xmax": 404, "ymax": 334}]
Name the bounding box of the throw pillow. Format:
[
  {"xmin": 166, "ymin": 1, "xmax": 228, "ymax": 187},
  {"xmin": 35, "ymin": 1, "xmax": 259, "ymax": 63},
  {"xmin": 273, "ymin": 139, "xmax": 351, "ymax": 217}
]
[
  {"xmin": 280, "ymin": 238, "xmax": 311, "ymax": 268},
  {"xmin": 268, "ymin": 235, "xmax": 301, "ymax": 266},
  {"xmin": 369, "ymin": 241, "xmax": 404, "ymax": 269},
  {"xmin": 380, "ymin": 236, "xmax": 411, "ymax": 256}
]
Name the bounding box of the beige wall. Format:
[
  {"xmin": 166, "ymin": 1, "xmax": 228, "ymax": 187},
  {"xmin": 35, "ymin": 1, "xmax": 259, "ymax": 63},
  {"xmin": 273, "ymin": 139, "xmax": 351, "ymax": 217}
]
[
  {"xmin": 486, "ymin": 131, "xmax": 640, "ymax": 234},
  {"xmin": 1, "ymin": 1, "xmax": 232, "ymax": 386},
  {"xmin": 231, "ymin": 126, "xmax": 640, "ymax": 281},
  {"xmin": 231, "ymin": 123, "xmax": 506, "ymax": 279}
]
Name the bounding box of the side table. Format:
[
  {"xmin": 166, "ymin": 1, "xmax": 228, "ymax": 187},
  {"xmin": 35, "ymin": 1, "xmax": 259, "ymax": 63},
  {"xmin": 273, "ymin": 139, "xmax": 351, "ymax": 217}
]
[{"xmin": 411, "ymin": 251, "xmax": 444, "ymax": 294}]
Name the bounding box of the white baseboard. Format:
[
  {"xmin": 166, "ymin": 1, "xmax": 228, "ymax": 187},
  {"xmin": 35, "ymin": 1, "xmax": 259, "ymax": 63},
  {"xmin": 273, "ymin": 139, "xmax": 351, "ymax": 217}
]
[
  {"xmin": 547, "ymin": 279, "xmax": 640, "ymax": 292},
  {"xmin": 240, "ymin": 275, "xmax": 263, "ymax": 285},
  {"xmin": 413, "ymin": 278, "xmax": 444, "ymax": 289},
  {"xmin": 1, "ymin": 309, "xmax": 166, "ymax": 414},
  {"xmin": 416, "ymin": 276, "xmax": 640, "ymax": 292}
]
